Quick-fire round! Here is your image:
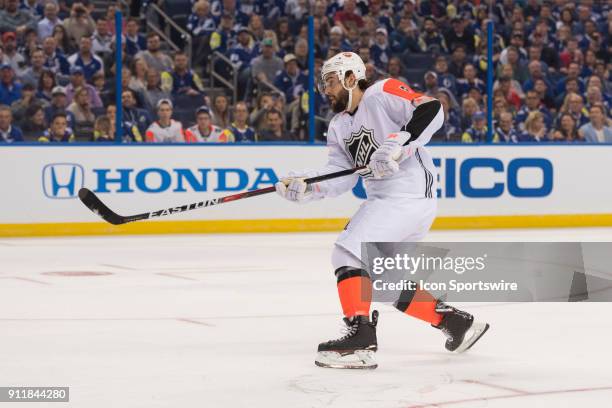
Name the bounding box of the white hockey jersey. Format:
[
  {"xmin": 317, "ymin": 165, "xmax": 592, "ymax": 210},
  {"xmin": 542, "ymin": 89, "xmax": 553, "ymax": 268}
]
[
  {"xmin": 310, "ymin": 78, "xmax": 443, "ymax": 200},
  {"xmin": 145, "ymin": 120, "xmax": 185, "ymax": 143}
]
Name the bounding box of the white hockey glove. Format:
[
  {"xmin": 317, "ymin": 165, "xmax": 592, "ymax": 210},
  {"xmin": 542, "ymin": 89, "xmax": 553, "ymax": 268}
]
[
  {"xmin": 368, "ymin": 132, "xmax": 414, "ymax": 179},
  {"xmin": 275, "ymin": 177, "xmax": 313, "ymax": 203}
]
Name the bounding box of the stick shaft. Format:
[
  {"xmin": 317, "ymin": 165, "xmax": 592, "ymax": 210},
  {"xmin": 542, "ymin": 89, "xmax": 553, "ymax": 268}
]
[{"xmin": 79, "ymin": 165, "xmax": 366, "ymax": 225}]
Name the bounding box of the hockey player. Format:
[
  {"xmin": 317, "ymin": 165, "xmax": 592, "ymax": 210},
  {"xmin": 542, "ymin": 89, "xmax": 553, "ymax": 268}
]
[{"xmin": 275, "ymin": 52, "xmax": 489, "ymax": 369}]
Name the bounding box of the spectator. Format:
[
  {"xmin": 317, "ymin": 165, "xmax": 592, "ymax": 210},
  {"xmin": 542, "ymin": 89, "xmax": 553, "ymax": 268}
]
[
  {"xmin": 91, "ymin": 17, "xmax": 113, "ymax": 58},
  {"xmin": 225, "ymin": 101, "xmax": 256, "ymax": 142},
  {"xmin": 251, "ymin": 38, "xmax": 284, "ymax": 85},
  {"xmin": 370, "ymin": 27, "xmax": 391, "ymax": 70},
  {"xmin": 161, "ymin": 52, "xmax": 204, "ymax": 97},
  {"xmin": 523, "ymin": 111, "xmax": 549, "ymax": 142},
  {"xmin": 142, "ymin": 69, "xmax": 170, "ymax": 114},
  {"xmin": 423, "ymin": 71, "xmax": 440, "ymax": 96},
  {"xmin": 65, "ymin": 66, "xmax": 102, "ymax": 108},
  {"xmin": 432, "ymin": 91, "xmax": 461, "ymax": 142},
  {"xmin": 579, "ymin": 104, "xmax": 612, "ymax": 143},
  {"xmin": 495, "ymin": 76, "xmax": 522, "ymax": 110},
  {"xmin": 561, "ymin": 92, "xmax": 590, "ymax": 129},
  {"xmin": 0, "ymin": 0, "xmax": 37, "ymax": 34},
  {"xmin": 495, "ymin": 111, "xmax": 522, "ymax": 143},
  {"xmin": 67, "ymin": 86, "xmax": 95, "ymax": 137},
  {"xmin": 10, "ymin": 82, "xmax": 40, "ymax": 127},
  {"xmin": 550, "ymin": 113, "xmax": 581, "ymax": 142},
  {"xmin": 499, "ymin": 33, "xmax": 527, "ymax": 66},
  {"xmin": 122, "ymin": 88, "xmax": 151, "ymax": 135},
  {"xmin": 516, "ymin": 90, "xmax": 553, "ymax": 132},
  {"xmin": 228, "ymin": 28, "xmax": 257, "ymax": 74},
  {"xmin": 457, "ymin": 63, "xmax": 485, "ymax": 98},
  {"xmin": 38, "ymin": 112, "xmax": 75, "ymax": 142},
  {"xmin": 498, "ymin": 47, "xmax": 529, "ymax": 84},
  {"xmin": 53, "ymin": 24, "xmax": 76, "ymax": 55},
  {"xmin": 38, "ymin": 2, "xmax": 62, "ymax": 40},
  {"xmin": 2, "ymin": 32, "xmax": 25, "ymax": 74},
  {"xmin": 145, "ymin": 99, "xmax": 185, "ymax": 143},
  {"xmin": 20, "ymin": 0, "xmax": 44, "ymax": 19},
  {"xmin": 445, "ymin": 17, "xmax": 475, "ymax": 55},
  {"xmin": 44, "ymin": 86, "xmax": 75, "ymax": 130},
  {"xmin": 62, "ymin": 2, "xmax": 95, "ymax": 43},
  {"xmin": 211, "ymin": 94, "xmax": 231, "ymax": 129},
  {"xmin": 67, "ymin": 36, "xmax": 104, "ymax": 81},
  {"xmin": 187, "ymin": 0, "xmax": 216, "ymax": 38},
  {"xmin": 448, "ymin": 44, "xmax": 468, "ymax": 79},
  {"xmin": 274, "ymin": 53, "xmax": 307, "ymax": 104},
  {"xmin": 418, "ymin": 16, "xmax": 447, "ymax": 54},
  {"xmin": 387, "ymin": 56, "xmax": 407, "ymax": 84},
  {"xmin": 585, "ymin": 85, "xmax": 608, "ymax": 112},
  {"xmin": 91, "ymin": 71, "xmax": 111, "ymax": 106},
  {"xmin": 258, "ymin": 108, "xmax": 293, "ymax": 141},
  {"xmin": 21, "ymin": 104, "xmax": 47, "ymax": 140},
  {"xmin": 433, "ymin": 55, "xmax": 457, "ymax": 96},
  {"xmin": 125, "ymin": 17, "xmax": 146, "ymax": 56},
  {"xmin": 462, "ymin": 111, "xmax": 490, "ymax": 143},
  {"xmin": 248, "ymin": 14, "xmax": 265, "ymax": 42},
  {"xmin": 533, "ymin": 78, "xmax": 556, "ymax": 111},
  {"xmin": 250, "ymin": 91, "xmax": 273, "ymax": 133},
  {"xmin": 135, "ymin": 33, "xmax": 173, "ymax": 73},
  {"xmin": 42, "ymin": 36, "xmax": 71, "ymax": 77},
  {"xmin": 327, "ymin": 25, "xmax": 352, "ymax": 53},
  {"xmin": 389, "ymin": 15, "xmax": 420, "ymax": 54},
  {"xmin": 293, "ymin": 38, "xmax": 309, "ymax": 71},
  {"xmin": 0, "ymin": 64, "xmax": 22, "ymax": 106},
  {"xmin": 128, "ymin": 58, "xmax": 148, "ymax": 94},
  {"xmin": 460, "ymin": 97, "xmax": 479, "ymax": 131},
  {"xmin": 185, "ymin": 106, "xmax": 231, "ymax": 142},
  {"xmin": 19, "ymin": 48, "xmax": 45, "ymax": 87},
  {"xmin": 106, "ymin": 103, "xmax": 143, "ymax": 143},
  {"xmin": 334, "ymin": 0, "xmax": 364, "ymax": 33},
  {"xmin": 556, "ymin": 62, "xmax": 585, "ymax": 98},
  {"xmin": 0, "ymin": 104, "xmax": 23, "ymax": 142},
  {"xmin": 209, "ymin": 12, "xmax": 235, "ymax": 54},
  {"xmin": 37, "ymin": 69, "xmax": 56, "ymax": 103},
  {"xmin": 92, "ymin": 115, "xmax": 112, "ymax": 142}
]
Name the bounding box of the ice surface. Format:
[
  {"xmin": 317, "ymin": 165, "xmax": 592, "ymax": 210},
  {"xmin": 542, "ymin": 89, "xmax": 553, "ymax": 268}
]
[{"xmin": 1, "ymin": 228, "xmax": 612, "ymax": 407}]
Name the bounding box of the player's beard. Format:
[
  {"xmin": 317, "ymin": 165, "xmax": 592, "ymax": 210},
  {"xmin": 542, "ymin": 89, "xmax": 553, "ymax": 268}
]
[{"xmin": 330, "ymin": 88, "xmax": 349, "ymax": 113}]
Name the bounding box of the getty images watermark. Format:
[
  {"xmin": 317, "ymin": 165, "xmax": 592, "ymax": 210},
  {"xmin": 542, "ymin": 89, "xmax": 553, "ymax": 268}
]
[
  {"xmin": 370, "ymin": 252, "xmax": 518, "ymax": 294},
  {"xmin": 361, "ymin": 243, "xmax": 612, "ymax": 303}
]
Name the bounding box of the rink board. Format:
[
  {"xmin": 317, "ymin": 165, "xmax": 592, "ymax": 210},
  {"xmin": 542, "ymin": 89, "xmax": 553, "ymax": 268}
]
[{"xmin": 1, "ymin": 144, "xmax": 611, "ymax": 236}]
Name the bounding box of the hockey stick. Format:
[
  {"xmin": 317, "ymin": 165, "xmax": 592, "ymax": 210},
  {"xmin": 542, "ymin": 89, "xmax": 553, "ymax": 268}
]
[{"xmin": 78, "ymin": 165, "xmax": 366, "ymax": 225}]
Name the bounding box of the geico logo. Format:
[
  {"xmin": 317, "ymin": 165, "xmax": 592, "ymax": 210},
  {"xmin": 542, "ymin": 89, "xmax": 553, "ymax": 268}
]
[
  {"xmin": 351, "ymin": 157, "xmax": 554, "ymax": 200},
  {"xmin": 433, "ymin": 158, "xmax": 553, "ymax": 198},
  {"xmin": 92, "ymin": 168, "xmax": 278, "ymax": 193}
]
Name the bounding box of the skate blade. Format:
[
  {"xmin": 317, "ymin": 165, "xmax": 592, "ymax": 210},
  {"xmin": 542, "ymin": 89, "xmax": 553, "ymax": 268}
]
[
  {"xmin": 314, "ymin": 350, "xmax": 377, "ymax": 369},
  {"xmin": 455, "ymin": 321, "xmax": 490, "ymax": 354}
]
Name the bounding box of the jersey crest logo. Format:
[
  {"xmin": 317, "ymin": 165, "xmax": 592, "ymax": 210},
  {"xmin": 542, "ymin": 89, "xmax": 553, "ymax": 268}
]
[{"xmin": 344, "ymin": 125, "xmax": 379, "ymax": 167}]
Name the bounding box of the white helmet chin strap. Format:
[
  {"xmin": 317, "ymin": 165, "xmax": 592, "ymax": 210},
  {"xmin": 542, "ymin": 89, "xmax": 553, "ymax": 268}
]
[{"xmin": 339, "ymin": 73, "xmax": 358, "ymax": 113}]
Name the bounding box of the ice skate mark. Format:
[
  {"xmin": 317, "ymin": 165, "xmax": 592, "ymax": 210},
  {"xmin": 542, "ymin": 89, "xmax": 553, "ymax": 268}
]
[
  {"xmin": 175, "ymin": 318, "xmax": 214, "ymax": 327},
  {"xmin": 405, "ymin": 385, "xmax": 612, "ymax": 407},
  {"xmin": 459, "ymin": 379, "xmax": 528, "ymax": 394},
  {"xmin": 0, "ymin": 276, "xmax": 50, "ymax": 285},
  {"xmin": 157, "ymin": 272, "xmax": 199, "ymax": 281},
  {"xmin": 42, "ymin": 271, "xmax": 113, "ymax": 277},
  {"xmin": 99, "ymin": 263, "xmax": 140, "ymax": 270}
]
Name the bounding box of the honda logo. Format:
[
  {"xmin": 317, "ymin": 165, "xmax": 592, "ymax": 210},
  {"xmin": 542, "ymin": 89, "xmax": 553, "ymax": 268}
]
[{"xmin": 42, "ymin": 163, "xmax": 85, "ymax": 199}]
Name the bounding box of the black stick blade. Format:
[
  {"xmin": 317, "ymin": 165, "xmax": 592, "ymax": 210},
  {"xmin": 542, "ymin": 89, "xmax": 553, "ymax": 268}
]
[{"xmin": 78, "ymin": 188, "xmax": 126, "ymax": 225}]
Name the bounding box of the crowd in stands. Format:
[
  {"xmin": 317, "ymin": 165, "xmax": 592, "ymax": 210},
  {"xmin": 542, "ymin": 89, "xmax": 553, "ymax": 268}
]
[{"xmin": 0, "ymin": 0, "xmax": 610, "ymax": 144}]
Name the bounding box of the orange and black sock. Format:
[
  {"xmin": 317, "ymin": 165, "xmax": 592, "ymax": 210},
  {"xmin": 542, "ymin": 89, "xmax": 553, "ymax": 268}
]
[
  {"xmin": 335, "ymin": 266, "xmax": 372, "ymax": 317},
  {"xmin": 394, "ymin": 283, "xmax": 443, "ymax": 326}
]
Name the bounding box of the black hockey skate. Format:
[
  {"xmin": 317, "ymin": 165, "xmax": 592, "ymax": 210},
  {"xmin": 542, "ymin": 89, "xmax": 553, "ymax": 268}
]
[
  {"xmin": 434, "ymin": 303, "xmax": 489, "ymax": 353},
  {"xmin": 315, "ymin": 310, "xmax": 379, "ymax": 369}
]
